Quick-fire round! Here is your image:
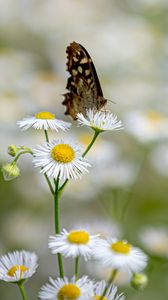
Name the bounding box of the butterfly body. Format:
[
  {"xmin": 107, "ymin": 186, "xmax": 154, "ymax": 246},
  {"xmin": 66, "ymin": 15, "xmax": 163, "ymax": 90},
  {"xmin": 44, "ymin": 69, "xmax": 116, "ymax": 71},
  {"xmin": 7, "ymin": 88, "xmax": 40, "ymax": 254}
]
[{"xmin": 62, "ymin": 41, "xmax": 107, "ymax": 119}]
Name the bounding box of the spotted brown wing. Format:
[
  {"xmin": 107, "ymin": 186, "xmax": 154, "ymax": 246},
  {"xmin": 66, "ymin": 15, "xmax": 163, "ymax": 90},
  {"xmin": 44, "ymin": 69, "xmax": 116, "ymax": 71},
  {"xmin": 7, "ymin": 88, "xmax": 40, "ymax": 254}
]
[{"xmin": 62, "ymin": 41, "xmax": 107, "ymax": 119}]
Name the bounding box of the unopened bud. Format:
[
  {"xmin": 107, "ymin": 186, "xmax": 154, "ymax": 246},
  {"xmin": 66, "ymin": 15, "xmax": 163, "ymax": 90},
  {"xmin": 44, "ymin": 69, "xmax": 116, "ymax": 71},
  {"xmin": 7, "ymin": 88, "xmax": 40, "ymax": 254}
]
[
  {"xmin": 131, "ymin": 273, "xmax": 148, "ymax": 290},
  {"xmin": 2, "ymin": 163, "xmax": 20, "ymax": 181},
  {"xmin": 8, "ymin": 145, "xmax": 18, "ymax": 157}
]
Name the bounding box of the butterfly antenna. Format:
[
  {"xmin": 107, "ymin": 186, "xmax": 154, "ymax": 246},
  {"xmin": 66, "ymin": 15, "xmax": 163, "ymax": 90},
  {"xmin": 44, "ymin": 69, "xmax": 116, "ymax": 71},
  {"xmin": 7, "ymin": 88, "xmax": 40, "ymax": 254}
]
[{"xmin": 106, "ymin": 98, "xmax": 116, "ymax": 104}]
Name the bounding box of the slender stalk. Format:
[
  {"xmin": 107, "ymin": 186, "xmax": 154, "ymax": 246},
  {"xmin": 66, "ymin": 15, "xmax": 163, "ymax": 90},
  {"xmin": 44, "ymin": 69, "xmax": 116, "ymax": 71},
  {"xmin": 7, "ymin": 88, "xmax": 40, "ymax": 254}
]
[
  {"xmin": 100, "ymin": 269, "xmax": 118, "ymax": 300},
  {"xmin": 82, "ymin": 130, "xmax": 100, "ymax": 157},
  {"xmin": 59, "ymin": 130, "xmax": 100, "ymax": 193},
  {"xmin": 44, "ymin": 173, "xmax": 54, "ymax": 195},
  {"xmin": 17, "ymin": 283, "xmax": 27, "ymax": 300},
  {"xmin": 13, "ymin": 150, "xmax": 33, "ymax": 163},
  {"xmin": 75, "ymin": 256, "xmax": 79, "ymax": 281},
  {"xmin": 54, "ymin": 175, "xmax": 64, "ymax": 278},
  {"xmin": 44, "ymin": 129, "xmax": 49, "ymax": 143}
]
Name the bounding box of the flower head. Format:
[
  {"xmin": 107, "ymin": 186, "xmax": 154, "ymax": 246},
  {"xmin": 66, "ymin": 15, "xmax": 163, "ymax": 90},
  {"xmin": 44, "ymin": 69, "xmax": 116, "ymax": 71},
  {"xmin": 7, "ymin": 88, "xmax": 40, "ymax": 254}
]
[
  {"xmin": 0, "ymin": 251, "xmax": 38, "ymax": 282},
  {"xmin": 77, "ymin": 109, "xmax": 123, "ymax": 133},
  {"xmin": 39, "ymin": 276, "xmax": 93, "ymax": 300},
  {"xmin": 2, "ymin": 162, "xmax": 20, "ymax": 181},
  {"xmin": 92, "ymin": 281, "xmax": 124, "ymax": 300},
  {"xmin": 17, "ymin": 111, "xmax": 71, "ymax": 131},
  {"xmin": 33, "ymin": 139, "xmax": 91, "ymax": 180},
  {"xmin": 8, "ymin": 145, "xmax": 18, "ymax": 157},
  {"xmin": 124, "ymin": 110, "xmax": 168, "ymax": 143},
  {"xmin": 131, "ymin": 273, "xmax": 148, "ymax": 290},
  {"xmin": 49, "ymin": 228, "xmax": 100, "ymax": 261},
  {"xmin": 94, "ymin": 238, "xmax": 147, "ymax": 273},
  {"xmin": 140, "ymin": 227, "xmax": 168, "ymax": 257}
]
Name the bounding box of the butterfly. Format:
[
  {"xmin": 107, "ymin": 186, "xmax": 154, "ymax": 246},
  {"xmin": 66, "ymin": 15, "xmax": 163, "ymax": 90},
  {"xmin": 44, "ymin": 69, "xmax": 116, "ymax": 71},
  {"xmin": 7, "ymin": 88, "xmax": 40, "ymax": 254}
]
[{"xmin": 62, "ymin": 41, "xmax": 107, "ymax": 120}]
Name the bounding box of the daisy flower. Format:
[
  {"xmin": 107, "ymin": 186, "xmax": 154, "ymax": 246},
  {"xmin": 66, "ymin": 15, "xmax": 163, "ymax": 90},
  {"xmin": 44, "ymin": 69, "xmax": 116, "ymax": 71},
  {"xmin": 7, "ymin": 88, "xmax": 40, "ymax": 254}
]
[
  {"xmin": 140, "ymin": 227, "xmax": 168, "ymax": 257},
  {"xmin": 48, "ymin": 228, "xmax": 100, "ymax": 261},
  {"xmin": 0, "ymin": 250, "xmax": 38, "ymax": 282},
  {"xmin": 77, "ymin": 109, "xmax": 123, "ymax": 132},
  {"xmin": 33, "ymin": 139, "xmax": 91, "ymax": 180},
  {"xmin": 124, "ymin": 110, "xmax": 168, "ymax": 143},
  {"xmin": 94, "ymin": 238, "xmax": 147, "ymax": 273},
  {"xmin": 17, "ymin": 111, "xmax": 71, "ymax": 131},
  {"xmin": 39, "ymin": 276, "xmax": 93, "ymax": 300},
  {"xmin": 92, "ymin": 281, "xmax": 124, "ymax": 300}
]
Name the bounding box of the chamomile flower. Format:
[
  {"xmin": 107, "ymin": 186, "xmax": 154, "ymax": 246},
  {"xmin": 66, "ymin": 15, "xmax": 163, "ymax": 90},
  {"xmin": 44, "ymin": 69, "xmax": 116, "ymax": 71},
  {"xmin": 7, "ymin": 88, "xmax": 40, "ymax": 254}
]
[
  {"xmin": 77, "ymin": 109, "xmax": 123, "ymax": 132},
  {"xmin": 124, "ymin": 110, "xmax": 168, "ymax": 143},
  {"xmin": 92, "ymin": 281, "xmax": 124, "ymax": 300},
  {"xmin": 39, "ymin": 276, "xmax": 93, "ymax": 300},
  {"xmin": 0, "ymin": 250, "xmax": 38, "ymax": 282},
  {"xmin": 48, "ymin": 228, "xmax": 100, "ymax": 261},
  {"xmin": 94, "ymin": 238, "xmax": 147, "ymax": 273},
  {"xmin": 33, "ymin": 139, "xmax": 91, "ymax": 180},
  {"xmin": 17, "ymin": 111, "xmax": 71, "ymax": 131},
  {"xmin": 140, "ymin": 227, "xmax": 168, "ymax": 257}
]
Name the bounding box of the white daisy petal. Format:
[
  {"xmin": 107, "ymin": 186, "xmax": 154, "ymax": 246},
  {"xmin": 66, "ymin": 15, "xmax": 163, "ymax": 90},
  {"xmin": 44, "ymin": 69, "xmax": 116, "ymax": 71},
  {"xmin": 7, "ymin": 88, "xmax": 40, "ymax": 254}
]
[
  {"xmin": 33, "ymin": 139, "xmax": 91, "ymax": 180},
  {"xmin": 17, "ymin": 111, "xmax": 71, "ymax": 132},
  {"xmin": 94, "ymin": 238, "xmax": 148, "ymax": 274},
  {"xmin": 48, "ymin": 228, "xmax": 101, "ymax": 261},
  {"xmin": 92, "ymin": 281, "xmax": 125, "ymax": 300},
  {"xmin": 77, "ymin": 109, "xmax": 123, "ymax": 132},
  {"xmin": 39, "ymin": 276, "xmax": 93, "ymax": 300},
  {"xmin": 0, "ymin": 250, "xmax": 38, "ymax": 282}
]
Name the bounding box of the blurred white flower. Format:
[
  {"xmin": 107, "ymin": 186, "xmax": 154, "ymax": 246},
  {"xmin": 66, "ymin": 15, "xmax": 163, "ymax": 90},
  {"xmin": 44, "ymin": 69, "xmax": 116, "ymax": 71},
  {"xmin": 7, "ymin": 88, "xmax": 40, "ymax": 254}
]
[
  {"xmin": 0, "ymin": 251, "xmax": 38, "ymax": 282},
  {"xmin": 124, "ymin": 110, "xmax": 168, "ymax": 143},
  {"xmin": 140, "ymin": 227, "xmax": 168, "ymax": 257},
  {"xmin": 39, "ymin": 276, "xmax": 93, "ymax": 300},
  {"xmin": 78, "ymin": 134, "xmax": 119, "ymax": 166},
  {"xmin": 87, "ymin": 263, "xmax": 132, "ymax": 286},
  {"xmin": 150, "ymin": 144, "xmax": 168, "ymax": 176},
  {"xmin": 94, "ymin": 238, "xmax": 148, "ymax": 273},
  {"xmin": 49, "ymin": 228, "xmax": 100, "ymax": 261},
  {"xmin": 92, "ymin": 281, "xmax": 124, "ymax": 300},
  {"xmin": 92, "ymin": 160, "xmax": 136, "ymax": 189},
  {"xmin": 73, "ymin": 220, "xmax": 122, "ymax": 240}
]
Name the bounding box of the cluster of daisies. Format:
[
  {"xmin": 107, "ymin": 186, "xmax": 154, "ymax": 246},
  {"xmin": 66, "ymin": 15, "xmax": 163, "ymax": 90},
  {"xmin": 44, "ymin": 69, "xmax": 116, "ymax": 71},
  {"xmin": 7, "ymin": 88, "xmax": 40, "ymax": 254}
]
[
  {"xmin": 1, "ymin": 108, "xmax": 148, "ymax": 299},
  {"xmin": 2, "ymin": 109, "xmax": 123, "ymax": 181},
  {"xmin": 0, "ymin": 228, "xmax": 148, "ymax": 299}
]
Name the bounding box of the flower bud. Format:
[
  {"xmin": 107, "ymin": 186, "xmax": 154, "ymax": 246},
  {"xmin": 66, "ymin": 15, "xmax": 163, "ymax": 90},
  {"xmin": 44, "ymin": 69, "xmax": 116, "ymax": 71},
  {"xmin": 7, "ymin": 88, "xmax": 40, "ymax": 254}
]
[
  {"xmin": 2, "ymin": 163, "xmax": 20, "ymax": 181},
  {"xmin": 131, "ymin": 273, "xmax": 148, "ymax": 290},
  {"xmin": 8, "ymin": 145, "xmax": 18, "ymax": 157}
]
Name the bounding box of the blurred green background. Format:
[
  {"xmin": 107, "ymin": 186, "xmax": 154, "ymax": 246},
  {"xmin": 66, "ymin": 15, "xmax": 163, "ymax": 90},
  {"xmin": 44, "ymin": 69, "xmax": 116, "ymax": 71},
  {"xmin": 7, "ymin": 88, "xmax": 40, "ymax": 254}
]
[{"xmin": 0, "ymin": 0, "xmax": 168, "ymax": 299}]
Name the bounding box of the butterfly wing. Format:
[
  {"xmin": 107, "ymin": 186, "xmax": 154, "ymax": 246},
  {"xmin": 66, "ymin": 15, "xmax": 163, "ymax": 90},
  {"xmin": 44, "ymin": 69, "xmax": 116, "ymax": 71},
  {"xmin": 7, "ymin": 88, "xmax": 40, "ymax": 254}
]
[{"xmin": 62, "ymin": 41, "xmax": 107, "ymax": 119}]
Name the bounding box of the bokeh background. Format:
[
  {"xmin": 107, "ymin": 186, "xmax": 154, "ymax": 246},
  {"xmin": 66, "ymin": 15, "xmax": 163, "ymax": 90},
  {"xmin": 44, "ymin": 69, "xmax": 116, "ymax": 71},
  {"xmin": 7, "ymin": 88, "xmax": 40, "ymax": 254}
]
[{"xmin": 0, "ymin": 0, "xmax": 168, "ymax": 299}]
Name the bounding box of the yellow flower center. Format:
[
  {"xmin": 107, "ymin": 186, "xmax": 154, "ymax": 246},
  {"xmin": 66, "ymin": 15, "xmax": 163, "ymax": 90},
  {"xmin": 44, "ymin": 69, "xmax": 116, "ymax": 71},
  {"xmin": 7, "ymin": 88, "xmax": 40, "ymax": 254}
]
[
  {"xmin": 94, "ymin": 296, "xmax": 107, "ymax": 300},
  {"xmin": 67, "ymin": 230, "xmax": 90, "ymax": 244},
  {"xmin": 7, "ymin": 265, "xmax": 28, "ymax": 278},
  {"xmin": 51, "ymin": 144, "xmax": 75, "ymax": 163},
  {"xmin": 111, "ymin": 240, "xmax": 131, "ymax": 254},
  {"xmin": 146, "ymin": 111, "xmax": 165, "ymax": 124},
  {"xmin": 35, "ymin": 111, "xmax": 55, "ymax": 120},
  {"xmin": 58, "ymin": 284, "xmax": 81, "ymax": 300}
]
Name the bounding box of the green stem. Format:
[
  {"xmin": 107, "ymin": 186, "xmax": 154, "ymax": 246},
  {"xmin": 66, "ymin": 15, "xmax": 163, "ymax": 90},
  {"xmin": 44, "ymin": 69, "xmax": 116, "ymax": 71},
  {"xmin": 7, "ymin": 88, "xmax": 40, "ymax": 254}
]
[
  {"xmin": 13, "ymin": 150, "xmax": 33, "ymax": 163},
  {"xmin": 17, "ymin": 283, "xmax": 27, "ymax": 300},
  {"xmin": 75, "ymin": 256, "xmax": 79, "ymax": 281},
  {"xmin": 82, "ymin": 130, "xmax": 100, "ymax": 157},
  {"xmin": 100, "ymin": 269, "xmax": 118, "ymax": 300},
  {"xmin": 59, "ymin": 130, "xmax": 100, "ymax": 193},
  {"xmin": 54, "ymin": 176, "xmax": 64, "ymax": 278},
  {"xmin": 44, "ymin": 173, "xmax": 54, "ymax": 195},
  {"xmin": 44, "ymin": 129, "xmax": 49, "ymax": 143}
]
